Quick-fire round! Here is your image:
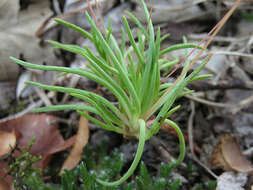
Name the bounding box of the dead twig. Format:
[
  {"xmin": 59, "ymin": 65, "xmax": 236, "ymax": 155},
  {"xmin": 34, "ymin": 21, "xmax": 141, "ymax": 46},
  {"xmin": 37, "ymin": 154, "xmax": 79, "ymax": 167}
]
[
  {"xmin": 33, "ymin": 75, "xmax": 52, "ymax": 106},
  {"xmin": 57, "ymin": 0, "xmax": 111, "ymax": 20},
  {"xmin": 53, "ymin": 0, "xmax": 62, "ymax": 15},
  {"xmin": 0, "ymin": 90, "xmax": 55, "ymax": 123},
  {"xmin": 94, "ymin": 0, "xmax": 106, "ymax": 33},
  {"xmin": 61, "ymin": 74, "xmax": 81, "ymax": 104},
  {"xmin": 188, "ymin": 80, "xmax": 253, "ymax": 91},
  {"xmin": 243, "ymin": 147, "xmax": 253, "ymax": 157},
  {"xmin": 0, "ymin": 100, "xmax": 43, "ymax": 123},
  {"xmin": 185, "ymin": 94, "xmax": 234, "ymax": 108},
  {"xmin": 187, "ymin": 100, "xmax": 218, "ymax": 179},
  {"xmin": 150, "ymin": 136, "xmax": 187, "ymax": 167},
  {"xmin": 36, "ymin": 0, "xmax": 112, "ymax": 37},
  {"xmin": 231, "ymin": 94, "xmax": 253, "ymax": 114},
  {"xmin": 188, "ymin": 34, "xmax": 250, "ymax": 43},
  {"xmin": 214, "ymin": 51, "xmax": 253, "ymax": 58}
]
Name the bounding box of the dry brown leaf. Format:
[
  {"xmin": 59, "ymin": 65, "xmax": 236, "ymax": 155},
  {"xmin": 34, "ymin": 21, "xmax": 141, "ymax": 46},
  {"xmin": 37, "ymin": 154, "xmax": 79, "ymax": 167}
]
[
  {"xmin": 0, "ymin": 130, "xmax": 17, "ymax": 158},
  {"xmin": 0, "ymin": 0, "xmax": 20, "ymax": 82},
  {"xmin": 210, "ymin": 135, "xmax": 253, "ymax": 174},
  {"xmin": 59, "ymin": 115, "xmax": 89, "ymax": 175},
  {"xmin": 0, "ymin": 114, "xmax": 75, "ymax": 188},
  {"xmin": 0, "ymin": 114, "xmax": 75, "ymax": 184},
  {"xmin": 0, "ymin": 1, "xmax": 56, "ymax": 82},
  {"xmin": 0, "ymin": 178, "xmax": 9, "ymax": 190}
]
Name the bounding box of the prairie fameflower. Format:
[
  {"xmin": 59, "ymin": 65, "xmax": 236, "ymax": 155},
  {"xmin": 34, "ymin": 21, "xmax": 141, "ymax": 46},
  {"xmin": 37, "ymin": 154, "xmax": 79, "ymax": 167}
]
[{"xmin": 11, "ymin": 0, "xmax": 214, "ymax": 186}]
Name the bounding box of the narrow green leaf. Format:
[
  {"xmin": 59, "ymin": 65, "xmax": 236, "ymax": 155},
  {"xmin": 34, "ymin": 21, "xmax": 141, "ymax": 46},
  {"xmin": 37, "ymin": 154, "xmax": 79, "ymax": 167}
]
[
  {"xmin": 25, "ymin": 81, "xmax": 124, "ymax": 123},
  {"xmin": 147, "ymin": 78, "xmax": 187, "ymax": 138},
  {"xmin": 96, "ymin": 119, "xmax": 146, "ymax": 186},
  {"xmin": 48, "ymin": 40, "xmax": 85, "ymax": 54},
  {"xmin": 71, "ymin": 93, "xmax": 124, "ymax": 126},
  {"xmin": 126, "ymin": 11, "xmax": 148, "ymax": 39},
  {"xmin": 128, "ymin": 54, "xmax": 137, "ymax": 92},
  {"xmin": 120, "ymin": 27, "xmax": 126, "ymax": 56},
  {"xmin": 78, "ymin": 111, "xmax": 122, "ymax": 134},
  {"xmin": 32, "ymin": 104, "xmax": 98, "ymax": 114},
  {"xmin": 55, "ymin": 18, "xmax": 93, "ymax": 40},
  {"xmin": 160, "ymin": 57, "xmax": 179, "ymax": 70},
  {"xmin": 160, "ymin": 33, "xmax": 170, "ymax": 43},
  {"xmin": 85, "ymin": 46, "xmax": 119, "ymax": 75},
  {"xmin": 137, "ymin": 30, "xmax": 144, "ymax": 54},
  {"xmin": 10, "ymin": 57, "xmax": 132, "ymax": 118},
  {"xmin": 86, "ymin": 12, "xmax": 140, "ymax": 115},
  {"xmin": 160, "ymin": 43, "xmax": 203, "ymax": 56},
  {"xmin": 123, "ymin": 16, "xmax": 144, "ymax": 67},
  {"xmin": 189, "ymin": 74, "xmax": 213, "ymax": 82},
  {"xmin": 185, "ymin": 54, "xmax": 213, "ymax": 83}
]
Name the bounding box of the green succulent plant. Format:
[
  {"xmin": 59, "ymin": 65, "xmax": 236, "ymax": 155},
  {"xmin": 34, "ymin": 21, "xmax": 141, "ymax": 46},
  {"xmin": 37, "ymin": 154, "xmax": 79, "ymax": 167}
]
[{"xmin": 10, "ymin": 0, "xmax": 211, "ymax": 186}]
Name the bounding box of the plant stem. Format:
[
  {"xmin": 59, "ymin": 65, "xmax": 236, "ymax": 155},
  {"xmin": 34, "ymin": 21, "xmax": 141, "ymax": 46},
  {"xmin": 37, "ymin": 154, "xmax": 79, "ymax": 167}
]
[{"xmin": 95, "ymin": 119, "xmax": 146, "ymax": 186}]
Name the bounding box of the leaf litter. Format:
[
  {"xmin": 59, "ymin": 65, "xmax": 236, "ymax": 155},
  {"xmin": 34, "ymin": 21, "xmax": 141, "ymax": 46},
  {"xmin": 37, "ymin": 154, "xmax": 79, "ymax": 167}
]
[
  {"xmin": 0, "ymin": 114, "xmax": 75, "ymax": 188},
  {"xmin": 210, "ymin": 135, "xmax": 253, "ymax": 174}
]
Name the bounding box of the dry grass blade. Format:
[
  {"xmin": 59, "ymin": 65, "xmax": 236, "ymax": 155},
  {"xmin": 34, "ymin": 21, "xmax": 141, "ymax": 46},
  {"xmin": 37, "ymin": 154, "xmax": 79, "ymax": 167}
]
[
  {"xmin": 94, "ymin": 0, "xmax": 105, "ymax": 33},
  {"xmin": 86, "ymin": 0, "xmax": 100, "ymax": 30}
]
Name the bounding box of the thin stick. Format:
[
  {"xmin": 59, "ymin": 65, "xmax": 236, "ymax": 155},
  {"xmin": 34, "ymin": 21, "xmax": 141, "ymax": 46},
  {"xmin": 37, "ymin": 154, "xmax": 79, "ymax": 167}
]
[
  {"xmin": 188, "ymin": 101, "xmax": 195, "ymax": 156},
  {"xmin": 185, "ymin": 94, "xmax": 234, "ymax": 108},
  {"xmin": 214, "ymin": 51, "xmax": 253, "ymax": 58},
  {"xmin": 231, "ymin": 94, "xmax": 253, "ymax": 114},
  {"xmin": 187, "ymin": 101, "xmax": 218, "ymax": 179},
  {"xmin": 0, "ymin": 100, "xmax": 43, "ymax": 123},
  {"xmin": 166, "ymin": 0, "xmax": 241, "ymax": 79},
  {"xmin": 33, "ymin": 75, "xmax": 52, "ymax": 106},
  {"xmin": 54, "ymin": 0, "xmax": 109, "ymax": 19},
  {"xmin": 188, "ymin": 34, "xmax": 250, "ymax": 43}
]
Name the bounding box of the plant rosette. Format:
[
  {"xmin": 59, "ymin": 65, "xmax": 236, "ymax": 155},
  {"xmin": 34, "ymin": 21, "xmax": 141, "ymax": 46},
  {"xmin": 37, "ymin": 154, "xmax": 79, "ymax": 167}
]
[{"xmin": 11, "ymin": 0, "xmax": 212, "ymax": 186}]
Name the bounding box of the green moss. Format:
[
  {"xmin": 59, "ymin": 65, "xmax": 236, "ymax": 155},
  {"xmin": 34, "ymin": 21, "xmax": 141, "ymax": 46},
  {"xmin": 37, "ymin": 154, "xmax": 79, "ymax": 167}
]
[{"xmin": 6, "ymin": 139, "xmax": 183, "ymax": 190}]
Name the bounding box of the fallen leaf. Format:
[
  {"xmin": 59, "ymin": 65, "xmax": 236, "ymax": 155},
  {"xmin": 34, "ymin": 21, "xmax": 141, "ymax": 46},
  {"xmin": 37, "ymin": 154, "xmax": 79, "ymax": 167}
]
[
  {"xmin": 42, "ymin": 135, "xmax": 76, "ymax": 169},
  {"xmin": 0, "ymin": 114, "xmax": 75, "ymax": 187},
  {"xmin": 210, "ymin": 135, "xmax": 253, "ymax": 174},
  {"xmin": 0, "ymin": 130, "xmax": 17, "ymax": 158},
  {"xmin": 0, "ymin": 1, "xmax": 55, "ymax": 82},
  {"xmin": 0, "ymin": 114, "xmax": 75, "ymax": 190},
  {"xmin": 0, "ymin": 0, "xmax": 20, "ymax": 82},
  {"xmin": 0, "ymin": 178, "xmax": 9, "ymax": 190},
  {"xmin": 59, "ymin": 115, "xmax": 89, "ymax": 174}
]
